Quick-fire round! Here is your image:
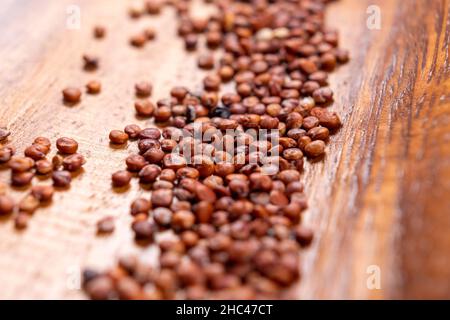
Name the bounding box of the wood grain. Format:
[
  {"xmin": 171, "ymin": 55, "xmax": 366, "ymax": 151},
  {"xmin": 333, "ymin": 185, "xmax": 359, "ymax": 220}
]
[{"xmin": 0, "ymin": 0, "xmax": 449, "ymax": 299}]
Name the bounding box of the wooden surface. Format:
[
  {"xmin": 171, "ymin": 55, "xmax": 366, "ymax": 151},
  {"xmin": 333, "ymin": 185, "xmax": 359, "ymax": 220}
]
[{"xmin": 0, "ymin": 0, "xmax": 449, "ymax": 299}]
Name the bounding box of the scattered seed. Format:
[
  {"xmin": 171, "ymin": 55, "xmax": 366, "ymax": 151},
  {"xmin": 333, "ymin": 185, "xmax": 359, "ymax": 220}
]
[
  {"xmin": 56, "ymin": 137, "xmax": 78, "ymax": 154},
  {"xmin": 112, "ymin": 170, "xmax": 132, "ymax": 187},
  {"xmin": 14, "ymin": 213, "xmax": 30, "ymax": 230},
  {"xmin": 130, "ymin": 33, "xmax": 147, "ymax": 47},
  {"xmin": 124, "ymin": 124, "xmax": 141, "ymax": 139},
  {"xmin": 8, "ymin": 156, "xmax": 35, "ymax": 172},
  {"xmin": 86, "ymin": 80, "xmax": 102, "ymax": 94},
  {"xmin": 0, "ymin": 128, "xmax": 10, "ymax": 142},
  {"xmin": 138, "ymin": 164, "xmax": 161, "ymax": 183},
  {"xmin": 151, "ymin": 189, "xmax": 173, "ymax": 208},
  {"xmin": 198, "ymin": 54, "xmax": 214, "ymax": 70},
  {"xmin": 52, "ymin": 155, "xmax": 64, "ymax": 170},
  {"xmin": 93, "ymin": 25, "xmax": 106, "ymax": 39},
  {"xmin": 0, "ymin": 145, "xmax": 15, "ymax": 163},
  {"xmin": 109, "ymin": 130, "xmax": 129, "ymax": 144},
  {"xmin": 63, "ymin": 87, "xmax": 81, "ymax": 103},
  {"xmin": 132, "ymin": 220, "xmax": 155, "ymax": 241},
  {"xmin": 33, "ymin": 137, "xmax": 51, "ymax": 149},
  {"xmin": 18, "ymin": 194, "xmax": 40, "ymax": 213},
  {"xmin": 184, "ymin": 34, "xmax": 198, "ymax": 51},
  {"xmin": 83, "ymin": 54, "xmax": 99, "ymax": 71},
  {"xmin": 125, "ymin": 154, "xmax": 147, "ymax": 172},
  {"xmin": 52, "ymin": 170, "xmax": 72, "ymax": 187},
  {"xmin": 0, "ymin": 195, "xmax": 15, "ymax": 215},
  {"xmin": 11, "ymin": 171, "xmax": 34, "ymax": 186},
  {"xmin": 135, "ymin": 81, "xmax": 153, "ymax": 97},
  {"xmin": 304, "ymin": 140, "xmax": 326, "ymax": 158},
  {"xmin": 62, "ymin": 153, "xmax": 86, "ymax": 171},
  {"xmin": 130, "ymin": 198, "xmax": 151, "ymax": 216},
  {"xmin": 134, "ymin": 100, "xmax": 155, "ymax": 117},
  {"xmin": 97, "ymin": 216, "xmax": 115, "ymax": 234},
  {"xmin": 24, "ymin": 144, "xmax": 47, "ymax": 160},
  {"xmin": 31, "ymin": 185, "xmax": 54, "ymax": 202}
]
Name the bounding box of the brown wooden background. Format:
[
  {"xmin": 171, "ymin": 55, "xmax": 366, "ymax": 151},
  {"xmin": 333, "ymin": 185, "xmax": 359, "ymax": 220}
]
[{"xmin": 0, "ymin": 0, "xmax": 449, "ymax": 299}]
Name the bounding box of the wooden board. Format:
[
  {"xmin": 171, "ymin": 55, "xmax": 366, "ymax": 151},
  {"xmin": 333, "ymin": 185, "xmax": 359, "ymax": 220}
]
[{"xmin": 0, "ymin": 0, "xmax": 449, "ymax": 299}]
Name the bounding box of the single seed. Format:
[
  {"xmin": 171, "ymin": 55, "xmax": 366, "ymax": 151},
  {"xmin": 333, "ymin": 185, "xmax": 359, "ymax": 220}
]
[
  {"xmin": 283, "ymin": 148, "xmax": 304, "ymax": 160},
  {"xmin": 130, "ymin": 33, "xmax": 147, "ymax": 47},
  {"xmin": 302, "ymin": 116, "xmax": 320, "ymax": 130},
  {"xmin": 0, "ymin": 195, "xmax": 15, "ymax": 215},
  {"xmin": 171, "ymin": 210, "xmax": 195, "ymax": 231},
  {"xmin": 0, "ymin": 145, "xmax": 15, "ymax": 163},
  {"xmin": 0, "ymin": 128, "xmax": 11, "ymax": 142},
  {"xmin": 143, "ymin": 148, "xmax": 164, "ymax": 164},
  {"xmin": 128, "ymin": 6, "xmax": 143, "ymax": 19},
  {"xmin": 130, "ymin": 198, "xmax": 151, "ymax": 216},
  {"xmin": 116, "ymin": 277, "xmax": 142, "ymax": 300},
  {"xmin": 144, "ymin": 27, "xmax": 156, "ymax": 40},
  {"xmin": 8, "ymin": 156, "xmax": 35, "ymax": 172},
  {"xmin": 52, "ymin": 170, "xmax": 72, "ymax": 188},
  {"xmin": 93, "ymin": 25, "xmax": 106, "ymax": 39},
  {"xmin": 97, "ymin": 216, "xmax": 115, "ymax": 234},
  {"xmin": 180, "ymin": 230, "xmax": 199, "ymax": 248},
  {"xmin": 294, "ymin": 225, "xmax": 314, "ymax": 247},
  {"xmin": 126, "ymin": 154, "xmax": 147, "ymax": 172},
  {"xmin": 132, "ymin": 220, "xmax": 154, "ymax": 241},
  {"xmin": 124, "ymin": 124, "xmax": 141, "ymax": 139},
  {"xmin": 170, "ymin": 86, "xmax": 188, "ymax": 101},
  {"xmin": 145, "ymin": 0, "xmax": 162, "ymax": 14},
  {"xmin": 109, "ymin": 130, "xmax": 129, "ymax": 144},
  {"xmin": 298, "ymin": 136, "xmax": 312, "ymax": 151},
  {"xmin": 135, "ymin": 81, "xmax": 153, "ymax": 97},
  {"xmin": 312, "ymin": 87, "xmax": 333, "ymax": 104},
  {"xmin": 184, "ymin": 34, "xmax": 198, "ymax": 51},
  {"xmin": 56, "ymin": 137, "xmax": 78, "ymax": 154},
  {"xmin": 85, "ymin": 276, "xmax": 115, "ymax": 300},
  {"xmin": 112, "ymin": 170, "xmax": 132, "ymax": 187},
  {"xmin": 154, "ymin": 106, "xmax": 172, "ymax": 122},
  {"xmin": 153, "ymin": 207, "xmax": 172, "ymax": 227},
  {"xmin": 11, "ymin": 171, "xmax": 34, "ymax": 186},
  {"xmin": 18, "ymin": 194, "xmax": 40, "ymax": 213},
  {"xmin": 33, "ymin": 137, "xmax": 51, "ymax": 149},
  {"xmin": 206, "ymin": 31, "xmax": 222, "ymax": 48},
  {"xmin": 83, "ymin": 54, "xmax": 99, "ymax": 71},
  {"xmin": 24, "ymin": 144, "xmax": 46, "ymax": 160},
  {"xmin": 138, "ymin": 139, "xmax": 160, "ymax": 153},
  {"xmin": 31, "ymin": 185, "xmax": 54, "ymax": 202},
  {"xmin": 134, "ymin": 100, "xmax": 155, "ymax": 117},
  {"xmin": 151, "ymin": 189, "xmax": 173, "ymax": 208},
  {"xmin": 198, "ymin": 54, "xmax": 214, "ymax": 70},
  {"xmin": 304, "ymin": 140, "xmax": 326, "ymax": 158},
  {"xmin": 62, "ymin": 87, "xmax": 82, "ymax": 103},
  {"xmin": 139, "ymin": 128, "xmax": 161, "ymax": 140},
  {"xmin": 86, "ymin": 80, "xmax": 102, "ymax": 94},
  {"xmin": 62, "ymin": 153, "xmax": 86, "ymax": 171},
  {"xmin": 308, "ymin": 126, "xmax": 330, "ymax": 141},
  {"xmin": 218, "ymin": 65, "xmax": 234, "ymax": 82},
  {"xmin": 52, "ymin": 155, "xmax": 64, "ymax": 170},
  {"xmin": 0, "ymin": 182, "xmax": 7, "ymax": 195},
  {"xmin": 138, "ymin": 164, "xmax": 161, "ymax": 183},
  {"xmin": 203, "ymin": 74, "xmax": 221, "ymax": 91},
  {"xmin": 14, "ymin": 213, "xmax": 29, "ymax": 230}
]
